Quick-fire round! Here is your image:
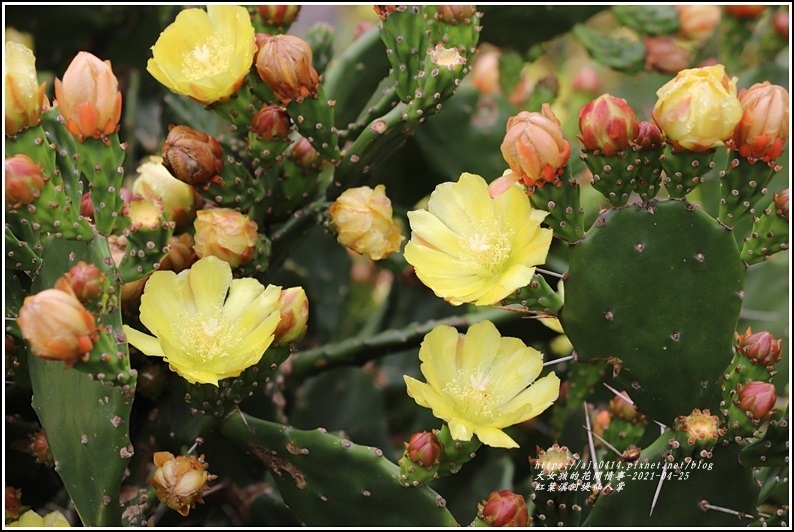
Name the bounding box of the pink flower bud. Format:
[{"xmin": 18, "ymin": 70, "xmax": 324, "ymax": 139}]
[
  {"xmin": 736, "ymin": 327, "xmax": 783, "ymax": 367},
  {"xmin": 478, "ymin": 490, "xmax": 529, "ymax": 527},
  {"xmin": 287, "ymin": 137, "xmax": 321, "ymax": 170},
  {"xmin": 63, "ymin": 261, "xmax": 107, "ymax": 304},
  {"xmin": 729, "ymin": 81, "xmax": 789, "ymax": 163},
  {"xmin": 738, "ymin": 381, "xmax": 777, "ymax": 420},
  {"xmin": 4, "ymin": 154, "xmax": 45, "ymax": 209},
  {"xmin": 643, "ymin": 36, "xmax": 691, "ymax": 74},
  {"xmin": 251, "ymin": 103, "xmax": 293, "ymax": 141},
  {"xmin": 404, "ymin": 431, "xmax": 445, "ymax": 468},
  {"xmin": 572, "ymin": 64, "xmax": 602, "ymax": 94},
  {"xmin": 773, "ymin": 10, "xmax": 789, "ymax": 40},
  {"xmin": 578, "ymin": 93, "xmax": 639, "ymax": 156},
  {"xmin": 631, "ymin": 121, "xmax": 664, "ymax": 152},
  {"xmin": 255, "ymin": 34, "xmax": 319, "ymax": 104},
  {"xmin": 54, "ymin": 51, "xmax": 122, "ymax": 141}
]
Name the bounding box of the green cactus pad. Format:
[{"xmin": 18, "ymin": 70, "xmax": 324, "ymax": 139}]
[
  {"xmin": 561, "ymin": 199, "xmax": 746, "ymax": 425},
  {"xmin": 221, "ymin": 411, "xmax": 458, "ymax": 526}
]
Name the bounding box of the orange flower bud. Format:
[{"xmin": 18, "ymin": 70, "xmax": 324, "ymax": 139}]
[
  {"xmin": 592, "ymin": 410, "xmax": 611, "ymax": 440},
  {"xmin": 608, "ymin": 390, "xmax": 643, "ymax": 424},
  {"xmin": 675, "ymin": 5, "xmax": 722, "ymax": 43},
  {"xmin": 729, "ymin": 81, "xmax": 789, "ymax": 163},
  {"xmin": 773, "ymin": 188, "xmax": 789, "ymax": 221},
  {"xmin": 329, "ymin": 184, "xmax": 405, "ymax": 261},
  {"xmin": 435, "ymin": 5, "xmax": 478, "ymax": 24},
  {"xmin": 373, "ymin": 5, "xmax": 401, "ymax": 21},
  {"xmin": 478, "ymin": 490, "xmax": 529, "ymax": 527},
  {"xmin": 273, "ymin": 287, "xmax": 309, "ymax": 346},
  {"xmin": 5, "ymin": 153, "xmax": 45, "ymax": 209},
  {"xmin": 469, "ymin": 45, "xmax": 500, "ymax": 95},
  {"xmin": 4, "ymin": 41, "xmax": 49, "ymax": 136},
  {"xmin": 258, "ymin": 5, "xmax": 302, "ymax": 28},
  {"xmin": 255, "ymin": 34, "xmax": 319, "ymax": 104},
  {"xmin": 193, "ymin": 208, "xmax": 258, "ymax": 267},
  {"xmin": 29, "ymin": 430, "xmax": 54, "ymax": 466},
  {"xmin": 578, "ymin": 93, "xmax": 639, "ymax": 156},
  {"xmin": 63, "ymin": 261, "xmax": 107, "ymax": 304},
  {"xmin": 404, "ymin": 431, "xmax": 445, "ymax": 469},
  {"xmin": 652, "ymin": 64, "xmax": 742, "ymax": 151},
  {"xmin": 251, "ymin": 103, "xmax": 293, "ymax": 141},
  {"xmin": 737, "ymin": 381, "xmax": 777, "ymax": 420},
  {"xmin": 150, "ymin": 452, "xmax": 216, "ymax": 517},
  {"xmin": 54, "ymin": 51, "xmax": 122, "ymax": 141},
  {"xmin": 17, "ymin": 280, "xmax": 98, "ymax": 366},
  {"xmin": 5, "ymin": 486, "xmax": 21, "ymax": 520},
  {"xmin": 643, "ymin": 36, "xmax": 691, "ymax": 74},
  {"xmin": 500, "ymin": 104, "xmax": 571, "ymax": 189},
  {"xmin": 161, "ymin": 125, "xmax": 224, "ymax": 187}
]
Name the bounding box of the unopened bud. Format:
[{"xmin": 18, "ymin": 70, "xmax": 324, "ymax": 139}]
[
  {"xmin": 736, "ymin": 327, "xmax": 783, "ymax": 368},
  {"xmin": 17, "ymin": 280, "xmax": 98, "ymax": 366},
  {"xmin": 5, "ymin": 486, "xmax": 21, "ymax": 521},
  {"xmin": 63, "ymin": 261, "xmax": 107, "ymax": 304},
  {"xmin": 5, "ymin": 154, "xmax": 45, "ymax": 209},
  {"xmin": 773, "ymin": 189, "xmax": 789, "ymax": 220},
  {"xmin": 30, "ymin": 430, "xmax": 54, "ymax": 466},
  {"xmin": 737, "ymin": 381, "xmax": 776, "ymax": 420},
  {"xmin": 643, "ymin": 36, "xmax": 691, "ymax": 74},
  {"xmin": 729, "ymin": 81, "xmax": 789, "ymax": 163},
  {"xmin": 773, "ymin": 10, "xmax": 788, "ymax": 40},
  {"xmin": 329, "ymin": 184, "xmax": 405, "ymax": 261},
  {"xmin": 5, "ymin": 41, "xmax": 49, "ymax": 136},
  {"xmin": 435, "ymin": 5, "xmax": 477, "ymax": 25},
  {"xmin": 373, "ymin": 5, "xmax": 401, "ymax": 21},
  {"xmin": 631, "ymin": 121, "xmax": 665, "ymax": 152},
  {"xmin": 273, "ymin": 287, "xmax": 309, "ymax": 346},
  {"xmin": 723, "ymin": 5, "xmax": 767, "ymax": 19},
  {"xmin": 592, "ymin": 410, "xmax": 611, "ymax": 440},
  {"xmin": 161, "ymin": 125, "xmax": 224, "ymax": 188},
  {"xmin": 675, "ymin": 5, "xmax": 721, "ymax": 43},
  {"xmin": 608, "ymin": 390, "xmax": 641, "ymax": 423},
  {"xmin": 255, "ymin": 34, "xmax": 319, "ymax": 104},
  {"xmin": 578, "ymin": 93, "xmax": 639, "ymax": 156},
  {"xmin": 286, "ymin": 137, "xmax": 320, "ymax": 169},
  {"xmin": 150, "ymin": 451, "xmax": 216, "ymax": 517},
  {"xmin": 477, "ymin": 490, "xmax": 529, "ymax": 527},
  {"xmin": 54, "ymin": 51, "xmax": 122, "ymax": 141},
  {"xmin": 251, "ymin": 103, "xmax": 293, "ymax": 141},
  {"xmin": 404, "ymin": 431, "xmax": 445, "ymax": 469},
  {"xmin": 193, "ymin": 208, "xmax": 258, "ymax": 268},
  {"xmin": 258, "ymin": 5, "xmax": 302, "ymax": 29},
  {"xmin": 572, "ymin": 64, "xmax": 602, "ymax": 94},
  {"xmin": 132, "ymin": 156, "xmax": 198, "ymax": 230}
]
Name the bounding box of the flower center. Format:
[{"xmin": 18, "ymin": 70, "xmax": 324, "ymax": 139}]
[
  {"xmin": 181, "ymin": 36, "xmax": 233, "ymax": 81},
  {"xmin": 458, "ymin": 227, "xmax": 512, "ymax": 272},
  {"xmin": 444, "ymin": 369, "xmax": 502, "ymax": 423},
  {"xmin": 180, "ymin": 309, "xmax": 234, "ymax": 361}
]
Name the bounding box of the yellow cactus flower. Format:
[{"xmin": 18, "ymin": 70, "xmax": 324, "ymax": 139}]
[
  {"xmin": 147, "ymin": 5, "xmax": 256, "ymax": 105},
  {"xmin": 122, "ymin": 255, "xmax": 282, "ymax": 386},
  {"xmin": 404, "ymin": 320, "xmax": 560, "ymax": 449},
  {"xmin": 132, "ymin": 156, "xmax": 197, "ymax": 230},
  {"xmin": 651, "ymin": 64, "xmax": 742, "ymax": 152},
  {"xmin": 7, "ymin": 509, "xmax": 70, "ymax": 527},
  {"xmin": 403, "ymin": 172, "xmax": 553, "ymax": 306}
]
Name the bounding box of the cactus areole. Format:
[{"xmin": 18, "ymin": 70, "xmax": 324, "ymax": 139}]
[{"xmin": 561, "ymin": 199, "xmax": 746, "ymax": 424}]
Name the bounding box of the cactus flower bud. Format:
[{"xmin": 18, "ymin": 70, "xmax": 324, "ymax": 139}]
[
  {"xmin": 286, "ymin": 137, "xmax": 321, "ymax": 169},
  {"xmin": 592, "ymin": 410, "xmax": 611, "ymax": 440},
  {"xmin": 675, "ymin": 5, "xmax": 722, "ymax": 43},
  {"xmin": 4, "ymin": 41, "xmax": 49, "ymax": 136},
  {"xmin": 736, "ymin": 327, "xmax": 783, "ymax": 368},
  {"xmin": 723, "ymin": 5, "xmax": 767, "ymax": 19},
  {"xmin": 17, "ymin": 279, "xmax": 98, "ymax": 366},
  {"xmin": 329, "ymin": 184, "xmax": 405, "ymax": 261},
  {"xmin": 63, "ymin": 261, "xmax": 107, "ymax": 304},
  {"xmin": 373, "ymin": 5, "xmax": 401, "ymax": 21},
  {"xmin": 5, "ymin": 154, "xmax": 45, "ymax": 209},
  {"xmin": 497, "ymin": 104, "xmax": 571, "ymax": 193},
  {"xmin": 132, "ymin": 156, "xmax": 198, "ymax": 230},
  {"xmin": 258, "ymin": 5, "xmax": 302, "ymax": 29},
  {"xmin": 632, "ymin": 121, "xmax": 665, "ymax": 152},
  {"xmin": 737, "ymin": 381, "xmax": 777, "ymax": 420},
  {"xmin": 728, "ymin": 81, "xmax": 789, "ymax": 163},
  {"xmin": 150, "ymin": 451, "xmax": 216, "ymax": 517},
  {"xmin": 29, "ymin": 430, "xmax": 54, "ymax": 466},
  {"xmin": 608, "ymin": 390, "xmax": 642, "ymax": 423},
  {"xmin": 161, "ymin": 125, "xmax": 224, "ymax": 188},
  {"xmin": 273, "ymin": 287, "xmax": 309, "ymax": 346},
  {"xmin": 251, "ymin": 103, "xmax": 293, "ymax": 141},
  {"xmin": 435, "ymin": 5, "xmax": 478, "ymax": 24},
  {"xmin": 651, "ymin": 64, "xmax": 742, "ymax": 152},
  {"xmin": 578, "ymin": 93, "xmax": 639, "ymax": 156},
  {"xmin": 404, "ymin": 431, "xmax": 445, "ymax": 469},
  {"xmin": 477, "ymin": 490, "xmax": 529, "ymax": 527},
  {"xmin": 5, "ymin": 486, "xmax": 21, "ymax": 521},
  {"xmin": 572, "ymin": 64, "xmax": 602, "ymax": 94},
  {"xmin": 773, "ymin": 10, "xmax": 788, "ymax": 40},
  {"xmin": 643, "ymin": 36, "xmax": 691, "ymax": 74},
  {"xmin": 468, "ymin": 45, "xmax": 500, "ymax": 95},
  {"xmin": 193, "ymin": 208, "xmax": 258, "ymax": 268},
  {"xmin": 773, "ymin": 188, "xmax": 789, "ymax": 220},
  {"xmin": 255, "ymin": 34, "xmax": 319, "ymax": 104},
  {"xmin": 54, "ymin": 51, "xmax": 122, "ymax": 141}
]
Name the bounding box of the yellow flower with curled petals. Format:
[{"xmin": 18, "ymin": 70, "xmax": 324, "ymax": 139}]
[
  {"xmin": 404, "ymin": 321, "xmax": 560, "ymax": 448},
  {"xmin": 403, "ymin": 172, "xmax": 553, "ymax": 306},
  {"xmin": 147, "ymin": 5, "xmax": 256, "ymax": 105},
  {"xmin": 123, "ymin": 256, "xmax": 282, "ymax": 386}
]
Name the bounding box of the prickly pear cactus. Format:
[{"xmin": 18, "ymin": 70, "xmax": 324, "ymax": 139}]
[{"xmin": 4, "ymin": 4, "xmax": 789, "ymax": 528}]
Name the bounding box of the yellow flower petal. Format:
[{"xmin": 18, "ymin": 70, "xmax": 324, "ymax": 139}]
[
  {"xmin": 493, "ymin": 373, "xmax": 561, "ymax": 427},
  {"xmin": 473, "ymin": 426, "xmax": 519, "ymax": 449},
  {"xmin": 123, "ymin": 325, "xmax": 165, "ymax": 359}
]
